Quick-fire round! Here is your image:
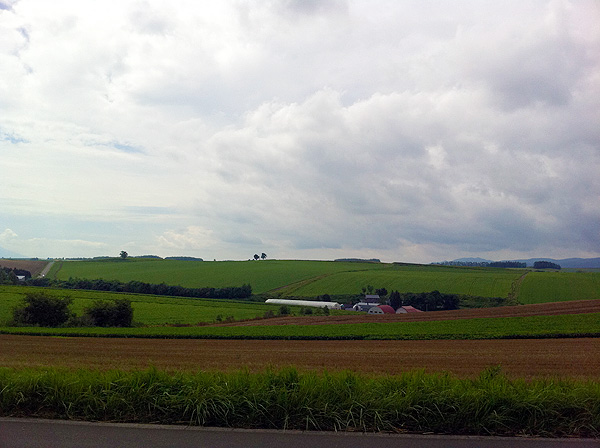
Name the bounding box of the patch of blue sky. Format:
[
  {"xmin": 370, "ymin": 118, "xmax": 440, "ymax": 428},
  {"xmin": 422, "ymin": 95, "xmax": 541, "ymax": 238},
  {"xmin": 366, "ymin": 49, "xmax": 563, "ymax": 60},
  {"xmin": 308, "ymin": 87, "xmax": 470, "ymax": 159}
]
[
  {"xmin": 111, "ymin": 142, "xmax": 144, "ymax": 154},
  {"xmin": 0, "ymin": 131, "xmax": 28, "ymax": 144},
  {"xmin": 123, "ymin": 206, "xmax": 178, "ymax": 215}
]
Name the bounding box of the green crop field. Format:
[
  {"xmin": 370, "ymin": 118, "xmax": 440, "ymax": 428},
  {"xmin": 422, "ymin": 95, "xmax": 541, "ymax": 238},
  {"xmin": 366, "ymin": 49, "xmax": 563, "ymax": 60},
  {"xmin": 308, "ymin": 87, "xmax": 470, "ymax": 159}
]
[
  {"xmin": 39, "ymin": 259, "xmax": 600, "ymax": 304},
  {"xmin": 0, "ymin": 286, "xmax": 285, "ymax": 326},
  {"xmin": 280, "ymin": 265, "xmax": 523, "ymax": 298},
  {"xmin": 518, "ymin": 271, "xmax": 600, "ymax": 304},
  {"xmin": 1, "ymin": 313, "xmax": 598, "ymax": 340},
  {"xmin": 49, "ymin": 259, "xmax": 390, "ymax": 294}
]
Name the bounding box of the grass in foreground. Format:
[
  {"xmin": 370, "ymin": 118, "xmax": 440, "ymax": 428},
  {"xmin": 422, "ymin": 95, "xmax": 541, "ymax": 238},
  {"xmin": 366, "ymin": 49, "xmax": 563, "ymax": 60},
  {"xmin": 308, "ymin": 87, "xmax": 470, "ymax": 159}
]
[
  {"xmin": 1, "ymin": 313, "xmax": 599, "ymax": 340},
  {"xmin": 0, "ymin": 366, "xmax": 598, "ymax": 437}
]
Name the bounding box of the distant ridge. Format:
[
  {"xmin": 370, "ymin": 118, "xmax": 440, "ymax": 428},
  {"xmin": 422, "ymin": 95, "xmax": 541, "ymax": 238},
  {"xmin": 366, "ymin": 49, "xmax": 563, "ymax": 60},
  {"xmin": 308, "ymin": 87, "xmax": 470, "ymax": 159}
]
[
  {"xmin": 334, "ymin": 258, "xmax": 381, "ymax": 263},
  {"xmin": 436, "ymin": 257, "xmax": 600, "ymax": 269}
]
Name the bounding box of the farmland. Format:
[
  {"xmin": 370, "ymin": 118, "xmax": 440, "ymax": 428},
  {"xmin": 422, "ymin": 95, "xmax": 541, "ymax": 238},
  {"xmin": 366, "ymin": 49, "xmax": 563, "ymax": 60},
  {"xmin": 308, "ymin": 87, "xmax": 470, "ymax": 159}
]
[
  {"xmin": 1, "ymin": 335, "xmax": 598, "ymax": 379},
  {"xmin": 518, "ymin": 271, "xmax": 600, "ymax": 303},
  {"xmin": 48, "ymin": 259, "xmax": 391, "ymax": 294},
  {"xmin": 2, "ymin": 312, "xmax": 599, "ymax": 340},
  {"xmin": 0, "ymin": 285, "xmax": 282, "ymax": 326},
  {"xmin": 1, "ymin": 258, "xmax": 600, "ymax": 438},
  {"xmin": 44, "ymin": 258, "xmax": 600, "ymax": 303}
]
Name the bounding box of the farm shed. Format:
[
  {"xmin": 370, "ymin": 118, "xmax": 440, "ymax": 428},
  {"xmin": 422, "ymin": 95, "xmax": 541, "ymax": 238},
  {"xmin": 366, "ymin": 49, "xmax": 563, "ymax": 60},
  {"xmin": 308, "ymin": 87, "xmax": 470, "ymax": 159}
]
[
  {"xmin": 353, "ymin": 302, "xmax": 380, "ymax": 312},
  {"xmin": 396, "ymin": 306, "xmax": 423, "ymax": 314},
  {"xmin": 264, "ymin": 299, "xmax": 342, "ymax": 310},
  {"xmin": 368, "ymin": 305, "xmax": 395, "ymax": 314},
  {"xmin": 365, "ymin": 294, "xmax": 380, "ymax": 301}
]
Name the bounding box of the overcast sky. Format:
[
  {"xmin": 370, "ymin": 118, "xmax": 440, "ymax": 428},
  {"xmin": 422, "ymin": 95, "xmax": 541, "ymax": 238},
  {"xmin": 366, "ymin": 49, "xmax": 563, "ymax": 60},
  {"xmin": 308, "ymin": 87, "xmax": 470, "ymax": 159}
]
[{"xmin": 0, "ymin": 0, "xmax": 599, "ymax": 263}]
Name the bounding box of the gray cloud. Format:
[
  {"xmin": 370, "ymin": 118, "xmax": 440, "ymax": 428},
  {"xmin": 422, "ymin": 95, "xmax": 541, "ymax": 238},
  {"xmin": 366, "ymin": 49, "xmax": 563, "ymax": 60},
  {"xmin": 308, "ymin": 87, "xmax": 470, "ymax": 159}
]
[{"xmin": 0, "ymin": 0, "xmax": 598, "ymax": 261}]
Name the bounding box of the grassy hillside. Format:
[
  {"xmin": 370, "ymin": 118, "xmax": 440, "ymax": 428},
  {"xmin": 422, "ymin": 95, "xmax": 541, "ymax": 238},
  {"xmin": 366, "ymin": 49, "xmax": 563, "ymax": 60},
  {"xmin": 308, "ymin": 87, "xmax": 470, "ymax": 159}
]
[
  {"xmin": 0, "ymin": 286, "xmax": 284, "ymax": 326},
  {"xmin": 49, "ymin": 259, "xmax": 390, "ymax": 294},
  {"xmin": 46, "ymin": 259, "xmax": 600, "ymax": 304},
  {"xmin": 518, "ymin": 271, "xmax": 600, "ymax": 304},
  {"xmin": 280, "ymin": 265, "xmax": 522, "ymax": 298}
]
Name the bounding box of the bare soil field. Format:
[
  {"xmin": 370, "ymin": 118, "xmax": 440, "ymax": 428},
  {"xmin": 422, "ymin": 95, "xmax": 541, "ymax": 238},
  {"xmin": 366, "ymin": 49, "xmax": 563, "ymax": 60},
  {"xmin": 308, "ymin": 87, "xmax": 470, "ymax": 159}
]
[
  {"xmin": 0, "ymin": 259, "xmax": 49, "ymax": 277},
  {"xmin": 0, "ymin": 335, "xmax": 597, "ymax": 379},
  {"xmin": 220, "ymin": 299, "xmax": 600, "ymax": 327}
]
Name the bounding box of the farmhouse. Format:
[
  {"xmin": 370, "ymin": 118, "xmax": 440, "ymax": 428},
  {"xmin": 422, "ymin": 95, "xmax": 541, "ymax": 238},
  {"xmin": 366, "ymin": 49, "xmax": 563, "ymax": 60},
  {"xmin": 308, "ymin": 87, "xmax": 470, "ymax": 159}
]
[{"xmin": 264, "ymin": 299, "xmax": 342, "ymax": 310}]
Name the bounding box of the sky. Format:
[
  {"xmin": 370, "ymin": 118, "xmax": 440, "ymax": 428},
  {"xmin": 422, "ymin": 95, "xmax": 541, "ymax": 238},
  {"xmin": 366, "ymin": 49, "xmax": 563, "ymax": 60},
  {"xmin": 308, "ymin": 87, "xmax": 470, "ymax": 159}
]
[{"xmin": 0, "ymin": 0, "xmax": 599, "ymax": 263}]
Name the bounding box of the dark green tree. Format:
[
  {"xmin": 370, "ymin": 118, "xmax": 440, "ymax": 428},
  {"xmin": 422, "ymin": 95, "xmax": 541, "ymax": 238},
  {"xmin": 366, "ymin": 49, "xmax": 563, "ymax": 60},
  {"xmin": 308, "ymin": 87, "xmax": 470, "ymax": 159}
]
[
  {"xmin": 12, "ymin": 292, "xmax": 73, "ymax": 327},
  {"xmin": 261, "ymin": 252, "xmax": 267, "ymax": 260},
  {"xmin": 253, "ymin": 254, "xmax": 259, "ymax": 261},
  {"xmin": 83, "ymin": 298, "xmax": 133, "ymax": 327},
  {"xmin": 120, "ymin": 251, "xmax": 128, "ymax": 259},
  {"xmin": 389, "ymin": 290, "xmax": 402, "ymax": 310}
]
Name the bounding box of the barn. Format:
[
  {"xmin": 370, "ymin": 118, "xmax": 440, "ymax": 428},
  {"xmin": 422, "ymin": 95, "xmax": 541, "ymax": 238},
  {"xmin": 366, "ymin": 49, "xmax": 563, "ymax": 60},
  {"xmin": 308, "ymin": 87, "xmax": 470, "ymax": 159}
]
[
  {"xmin": 396, "ymin": 306, "xmax": 423, "ymax": 313},
  {"xmin": 368, "ymin": 305, "xmax": 396, "ymax": 314}
]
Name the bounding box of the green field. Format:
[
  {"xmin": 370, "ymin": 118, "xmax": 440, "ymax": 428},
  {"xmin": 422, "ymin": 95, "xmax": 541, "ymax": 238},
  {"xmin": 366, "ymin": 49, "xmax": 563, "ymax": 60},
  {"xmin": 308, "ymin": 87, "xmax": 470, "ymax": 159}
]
[
  {"xmin": 50, "ymin": 259, "xmax": 527, "ymax": 297},
  {"xmin": 518, "ymin": 271, "xmax": 600, "ymax": 304},
  {"xmin": 2, "ymin": 313, "xmax": 598, "ymax": 340},
  {"xmin": 49, "ymin": 259, "xmax": 391, "ymax": 294},
  {"xmin": 281, "ymin": 265, "xmax": 522, "ymax": 298},
  {"xmin": 0, "ymin": 286, "xmax": 285, "ymax": 326}
]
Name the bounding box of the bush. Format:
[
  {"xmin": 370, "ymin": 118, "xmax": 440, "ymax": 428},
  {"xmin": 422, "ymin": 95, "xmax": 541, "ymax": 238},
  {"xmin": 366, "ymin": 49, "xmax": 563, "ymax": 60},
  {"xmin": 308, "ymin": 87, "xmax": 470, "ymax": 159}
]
[
  {"xmin": 83, "ymin": 299, "xmax": 133, "ymax": 327},
  {"xmin": 278, "ymin": 305, "xmax": 291, "ymax": 316},
  {"xmin": 12, "ymin": 292, "xmax": 73, "ymax": 327}
]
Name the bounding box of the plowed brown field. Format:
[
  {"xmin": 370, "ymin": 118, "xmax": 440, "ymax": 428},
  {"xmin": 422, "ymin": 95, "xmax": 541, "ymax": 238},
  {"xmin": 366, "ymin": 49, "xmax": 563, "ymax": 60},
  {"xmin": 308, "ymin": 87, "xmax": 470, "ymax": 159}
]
[
  {"xmin": 1, "ymin": 335, "xmax": 598, "ymax": 379},
  {"xmin": 218, "ymin": 299, "xmax": 600, "ymax": 326},
  {"xmin": 0, "ymin": 259, "xmax": 49, "ymax": 277}
]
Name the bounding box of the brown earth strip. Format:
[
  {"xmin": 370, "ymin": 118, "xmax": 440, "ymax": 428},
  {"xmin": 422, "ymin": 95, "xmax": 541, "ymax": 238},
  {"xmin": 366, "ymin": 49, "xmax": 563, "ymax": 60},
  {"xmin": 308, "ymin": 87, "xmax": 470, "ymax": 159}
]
[
  {"xmin": 0, "ymin": 259, "xmax": 50, "ymax": 278},
  {"xmin": 218, "ymin": 299, "xmax": 600, "ymax": 327},
  {"xmin": 0, "ymin": 335, "xmax": 597, "ymax": 379}
]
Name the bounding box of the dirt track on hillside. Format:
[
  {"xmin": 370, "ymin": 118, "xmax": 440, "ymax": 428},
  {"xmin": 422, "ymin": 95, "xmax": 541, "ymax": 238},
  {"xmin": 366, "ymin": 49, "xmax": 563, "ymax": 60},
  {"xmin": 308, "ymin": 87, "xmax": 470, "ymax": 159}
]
[
  {"xmin": 0, "ymin": 259, "xmax": 50, "ymax": 277},
  {"xmin": 0, "ymin": 335, "xmax": 597, "ymax": 379},
  {"xmin": 217, "ymin": 300, "xmax": 600, "ymax": 326}
]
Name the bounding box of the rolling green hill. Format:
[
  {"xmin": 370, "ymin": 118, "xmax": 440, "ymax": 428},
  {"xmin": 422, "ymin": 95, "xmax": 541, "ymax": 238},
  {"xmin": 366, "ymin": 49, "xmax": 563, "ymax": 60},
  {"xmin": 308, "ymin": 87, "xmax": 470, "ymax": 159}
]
[
  {"xmin": 49, "ymin": 259, "xmax": 390, "ymax": 294},
  {"xmin": 45, "ymin": 259, "xmax": 600, "ymax": 304}
]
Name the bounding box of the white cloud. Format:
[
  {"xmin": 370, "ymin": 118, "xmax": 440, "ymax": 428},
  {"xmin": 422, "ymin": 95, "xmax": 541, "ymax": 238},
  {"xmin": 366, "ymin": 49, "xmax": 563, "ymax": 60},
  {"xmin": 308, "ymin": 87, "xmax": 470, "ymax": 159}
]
[{"xmin": 0, "ymin": 0, "xmax": 598, "ymax": 262}]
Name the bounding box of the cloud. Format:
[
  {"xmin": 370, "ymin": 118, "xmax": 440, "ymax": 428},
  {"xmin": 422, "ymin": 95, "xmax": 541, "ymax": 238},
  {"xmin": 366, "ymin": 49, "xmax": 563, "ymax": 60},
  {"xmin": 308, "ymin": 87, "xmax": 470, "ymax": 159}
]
[
  {"xmin": 0, "ymin": 228, "xmax": 18, "ymax": 241},
  {"xmin": 0, "ymin": 1, "xmax": 598, "ymax": 262}
]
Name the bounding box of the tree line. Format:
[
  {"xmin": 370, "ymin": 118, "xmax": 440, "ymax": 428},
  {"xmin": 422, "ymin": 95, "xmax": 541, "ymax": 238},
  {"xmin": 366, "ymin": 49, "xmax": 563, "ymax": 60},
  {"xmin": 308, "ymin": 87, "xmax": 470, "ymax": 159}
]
[
  {"xmin": 24, "ymin": 277, "xmax": 252, "ymax": 300},
  {"xmin": 388, "ymin": 290, "xmax": 460, "ymax": 311}
]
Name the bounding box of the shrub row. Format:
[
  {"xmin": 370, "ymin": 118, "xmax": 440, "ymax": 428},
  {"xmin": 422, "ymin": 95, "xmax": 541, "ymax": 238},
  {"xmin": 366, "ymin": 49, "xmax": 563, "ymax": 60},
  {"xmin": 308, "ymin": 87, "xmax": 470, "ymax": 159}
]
[
  {"xmin": 26, "ymin": 277, "xmax": 252, "ymax": 300},
  {"xmin": 10, "ymin": 292, "xmax": 133, "ymax": 328}
]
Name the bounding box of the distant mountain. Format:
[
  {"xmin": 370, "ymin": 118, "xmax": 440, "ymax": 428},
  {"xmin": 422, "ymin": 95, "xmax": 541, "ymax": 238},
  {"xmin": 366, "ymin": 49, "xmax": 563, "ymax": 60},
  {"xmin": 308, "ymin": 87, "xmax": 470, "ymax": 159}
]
[{"xmin": 0, "ymin": 246, "xmax": 24, "ymax": 259}]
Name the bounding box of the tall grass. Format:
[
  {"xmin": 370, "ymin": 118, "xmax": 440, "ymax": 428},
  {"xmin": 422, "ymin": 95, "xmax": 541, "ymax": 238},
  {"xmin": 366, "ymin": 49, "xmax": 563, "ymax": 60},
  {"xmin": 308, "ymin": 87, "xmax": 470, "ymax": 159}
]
[{"xmin": 1, "ymin": 367, "xmax": 598, "ymax": 437}]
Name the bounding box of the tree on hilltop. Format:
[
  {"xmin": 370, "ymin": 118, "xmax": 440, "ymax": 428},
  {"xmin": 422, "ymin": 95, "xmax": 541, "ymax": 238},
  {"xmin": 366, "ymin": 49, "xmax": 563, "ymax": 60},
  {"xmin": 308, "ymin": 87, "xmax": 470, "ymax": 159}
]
[
  {"xmin": 120, "ymin": 251, "xmax": 128, "ymax": 259},
  {"xmin": 261, "ymin": 253, "xmax": 267, "ymax": 260}
]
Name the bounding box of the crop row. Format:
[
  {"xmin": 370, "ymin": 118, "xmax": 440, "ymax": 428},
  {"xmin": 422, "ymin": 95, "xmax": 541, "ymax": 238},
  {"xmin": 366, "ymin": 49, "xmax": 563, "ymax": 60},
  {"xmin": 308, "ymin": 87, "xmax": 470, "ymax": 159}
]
[
  {"xmin": 0, "ymin": 366, "xmax": 598, "ymax": 437},
  {"xmin": 1, "ymin": 313, "xmax": 599, "ymax": 340}
]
